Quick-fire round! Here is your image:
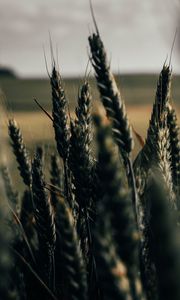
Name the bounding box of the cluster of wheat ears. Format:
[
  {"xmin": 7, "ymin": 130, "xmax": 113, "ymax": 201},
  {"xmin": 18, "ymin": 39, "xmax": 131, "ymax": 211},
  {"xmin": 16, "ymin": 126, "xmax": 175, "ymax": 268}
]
[{"xmin": 0, "ymin": 22, "xmax": 180, "ymax": 300}]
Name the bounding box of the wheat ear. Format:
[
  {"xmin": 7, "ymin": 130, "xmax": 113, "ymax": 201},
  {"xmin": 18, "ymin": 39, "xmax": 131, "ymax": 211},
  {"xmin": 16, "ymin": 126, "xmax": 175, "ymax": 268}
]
[
  {"xmin": 89, "ymin": 32, "xmax": 133, "ymax": 160},
  {"xmin": 51, "ymin": 65, "xmax": 70, "ymax": 161},
  {"xmin": 32, "ymin": 149, "xmax": 56, "ymax": 289},
  {"xmin": 8, "ymin": 119, "xmax": 32, "ymax": 186}
]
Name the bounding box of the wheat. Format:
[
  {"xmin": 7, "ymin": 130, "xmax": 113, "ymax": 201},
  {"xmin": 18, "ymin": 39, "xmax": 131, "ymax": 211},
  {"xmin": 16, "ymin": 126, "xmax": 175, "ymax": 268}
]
[
  {"xmin": 8, "ymin": 119, "xmax": 32, "ymax": 186},
  {"xmin": 32, "ymin": 149, "xmax": 56, "ymax": 289},
  {"xmin": 51, "ymin": 65, "xmax": 70, "ymax": 161},
  {"xmin": 89, "ymin": 32, "xmax": 133, "ymax": 161}
]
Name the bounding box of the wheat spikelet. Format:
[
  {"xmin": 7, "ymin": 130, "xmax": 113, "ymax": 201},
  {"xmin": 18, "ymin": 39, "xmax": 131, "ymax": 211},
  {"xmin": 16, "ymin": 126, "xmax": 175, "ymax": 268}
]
[
  {"xmin": 88, "ymin": 32, "xmax": 133, "ymax": 160},
  {"xmin": 8, "ymin": 119, "xmax": 32, "ymax": 187}
]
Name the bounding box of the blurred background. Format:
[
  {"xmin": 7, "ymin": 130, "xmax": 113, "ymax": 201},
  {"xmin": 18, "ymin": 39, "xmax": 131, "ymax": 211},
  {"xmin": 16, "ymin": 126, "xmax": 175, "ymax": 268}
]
[{"xmin": 0, "ymin": 0, "xmax": 180, "ymax": 176}]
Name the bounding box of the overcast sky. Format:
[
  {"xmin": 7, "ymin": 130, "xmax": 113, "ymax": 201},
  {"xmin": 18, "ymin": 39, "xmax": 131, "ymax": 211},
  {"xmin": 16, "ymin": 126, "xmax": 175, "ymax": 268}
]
[{"xmin": 0, "ymin": 0, "xmax": 180, "ymax": 77}]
